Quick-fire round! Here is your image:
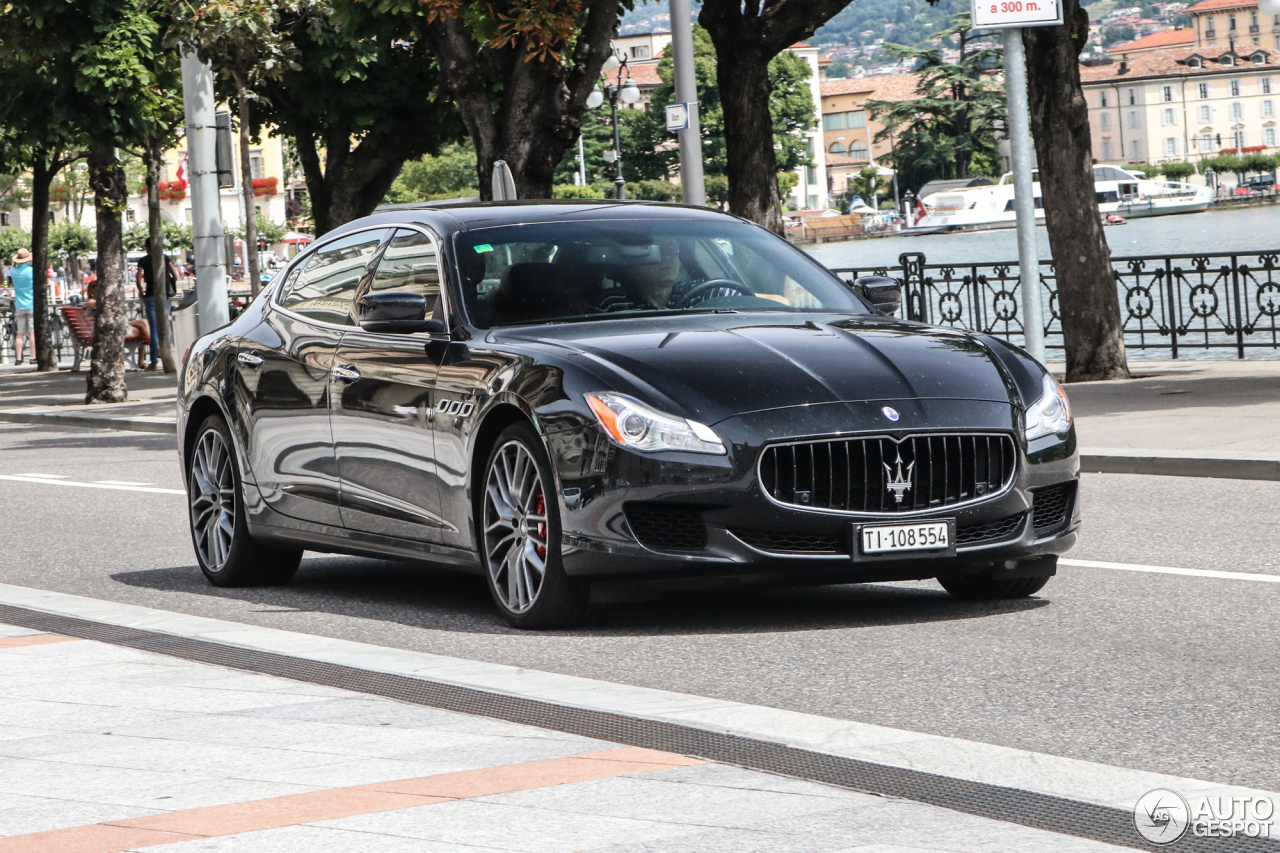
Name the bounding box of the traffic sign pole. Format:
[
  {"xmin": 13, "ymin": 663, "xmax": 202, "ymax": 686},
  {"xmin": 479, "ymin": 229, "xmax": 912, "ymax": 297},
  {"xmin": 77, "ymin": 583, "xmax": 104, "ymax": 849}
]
[
  {"xmin": 1002, "ymin": 27, "xmax": 1045, "ymax": 364},
  {"xmin": 669, "ymin": 0, "xmax": 705, "ymax": 206},
  {"xmin": 971, "ymin": 0, "xmax": 1059, "ymax": 364}
]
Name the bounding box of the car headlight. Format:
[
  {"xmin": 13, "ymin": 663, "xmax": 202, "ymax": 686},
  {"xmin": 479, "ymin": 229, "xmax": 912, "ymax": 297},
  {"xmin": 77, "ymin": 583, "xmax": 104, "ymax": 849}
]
[
  {"xmin": 1024, "ymin": 373, "xmax": 1072, "ymax": 441},
  {"xmin": 585, "ymin": 392, "xmax": 725, "ymax": 455}
]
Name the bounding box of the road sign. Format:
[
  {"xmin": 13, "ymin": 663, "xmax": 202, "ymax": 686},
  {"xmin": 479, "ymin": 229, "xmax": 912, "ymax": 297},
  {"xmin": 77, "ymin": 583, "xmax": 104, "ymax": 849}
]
[
  {"xmin": 666, "ymin": 102, "xmax": 691, "ymax": 133},
  {"xmin": 971, "ymin": 0, "xmax": 1062, "ymax": 29}
]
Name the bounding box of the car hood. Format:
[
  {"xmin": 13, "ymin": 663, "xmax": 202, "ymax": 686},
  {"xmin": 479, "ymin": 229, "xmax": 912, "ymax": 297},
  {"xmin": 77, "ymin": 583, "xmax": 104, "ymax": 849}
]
[{"xmin": 495, "ymin": 314, "xmax": 1019, "ymax": 426}]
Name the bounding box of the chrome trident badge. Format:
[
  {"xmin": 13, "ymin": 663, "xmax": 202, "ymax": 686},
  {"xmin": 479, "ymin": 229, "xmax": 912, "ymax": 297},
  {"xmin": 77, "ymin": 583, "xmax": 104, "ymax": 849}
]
[{"xmin": 883, "ymin": 454, "xmax": 915, "ymax": 505}]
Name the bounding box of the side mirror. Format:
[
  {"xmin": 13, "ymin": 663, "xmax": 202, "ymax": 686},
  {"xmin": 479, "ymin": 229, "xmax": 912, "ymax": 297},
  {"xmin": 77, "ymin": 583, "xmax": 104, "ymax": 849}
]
[
  {"xmin": 357, "ymin": 290, "xmax": 445, "ymax": 334},
  {"xmin": 854, "ymin": 275, "xmax": 902, "ymax": 316}
]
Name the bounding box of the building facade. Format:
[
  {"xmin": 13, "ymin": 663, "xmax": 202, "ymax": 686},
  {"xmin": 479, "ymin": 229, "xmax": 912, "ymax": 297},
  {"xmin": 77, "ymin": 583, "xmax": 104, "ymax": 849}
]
[
  {"xmin": 1083, "ymin": 0, "xmax": 1280, "ymax": 165},
  {"xmin": 819, "ymin": 73, "xmax": 918, "ymax": 195}
]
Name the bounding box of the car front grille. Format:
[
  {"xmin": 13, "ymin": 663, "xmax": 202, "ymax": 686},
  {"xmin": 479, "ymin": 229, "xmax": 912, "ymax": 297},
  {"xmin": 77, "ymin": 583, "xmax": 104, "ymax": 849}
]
[
  {"xmin": 759, "ymin": 433, "xmax": 1017, "ymax": 515},
  {"xmin": 956, "ymin": 512, "xmax": 1027, "ymax": 546},
  {"xmin": 1032, "ymin": 482, "xmax": 1076, "ymax": 534},
  {"xmin": 624, "ymin": 503, "xmax": 708, "ymax": 551}
]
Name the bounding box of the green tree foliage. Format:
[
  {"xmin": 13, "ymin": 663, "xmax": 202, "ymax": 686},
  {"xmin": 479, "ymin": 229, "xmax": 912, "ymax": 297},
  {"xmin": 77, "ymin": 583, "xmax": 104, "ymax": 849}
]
[
  {"xmin": 1158, "ymin": 161, "xmax": 1198, "ymax": 181},
  {"xmin": 124, "ymin": 219, "xmax": 193, "ymax": 251},
  {"xmin": 347, "ymin": 0, "xmax": 627, "ymax": 199},
  {"xmin": 868, "ymin": 16, "xmax": 1007, "ymax": 194},
  {"xmin": 608, "ymin": 25, "xmax": 813, "ymax": 191},
  {"xmin": 0, "ymin": 228, "xmax": 32, "ymax": 261},
  {"xmin": 49, "ymin": 220, "xmax": 96, "ymax": 257},
  {"xmin": 385, "ymin": 142, "xmax": 480, "ymax": 202}
]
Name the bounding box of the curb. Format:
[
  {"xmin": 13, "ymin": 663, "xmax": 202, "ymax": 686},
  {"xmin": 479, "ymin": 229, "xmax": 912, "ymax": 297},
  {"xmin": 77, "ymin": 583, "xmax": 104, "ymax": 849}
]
[
  {"xmin": 0, "ymin": 409, "xmax": 177, "ymax": 435},
  {"xmin": 1081, "ymin": 449, "xmax": 1280, "ymax": 481}
]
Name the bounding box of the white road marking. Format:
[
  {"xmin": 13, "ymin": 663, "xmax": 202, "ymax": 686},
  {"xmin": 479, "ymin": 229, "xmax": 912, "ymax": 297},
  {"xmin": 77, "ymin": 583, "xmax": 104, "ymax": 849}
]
[
  {"xmin": 16, "ymin": 473, "xmax": 68, "ymax": 479},
  {"xmin": 0, "ymin": 474, "xmax": 184, "ymax": 495},
  {"xmin": 94, "ymin": 480, "xmax": 155, "ymax": 487},
  {"xmin": 1061, "ymin": 558, "xmax": 1280, "ymax": 584}
]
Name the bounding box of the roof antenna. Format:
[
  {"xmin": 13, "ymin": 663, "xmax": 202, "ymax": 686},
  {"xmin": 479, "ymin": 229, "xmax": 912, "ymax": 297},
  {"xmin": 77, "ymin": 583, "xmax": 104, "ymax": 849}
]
[{"xmin": 492, "ymin": 160, "xmax": 517, "ymax": 201}]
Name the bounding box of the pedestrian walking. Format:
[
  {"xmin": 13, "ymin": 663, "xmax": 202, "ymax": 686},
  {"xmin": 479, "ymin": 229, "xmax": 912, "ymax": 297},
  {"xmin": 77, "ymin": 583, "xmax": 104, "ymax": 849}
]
[
  {"xmin": 6, "ymin": 248, "xmax": 35, "ymax": 365},
  {"xmin": 134, "ymin": 239, "xmax": 177, "ymax": 371}
]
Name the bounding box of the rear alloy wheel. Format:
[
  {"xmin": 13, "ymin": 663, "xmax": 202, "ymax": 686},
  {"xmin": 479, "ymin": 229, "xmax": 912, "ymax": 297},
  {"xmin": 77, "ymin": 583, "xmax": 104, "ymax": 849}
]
[
  {"xmin": 938, "ymin": 573, "xmax": 1050, "ymax": 600},
  {"xmin": 481, "ymin": 424, "xmax": 590, "ymax": 629},
  {"xmin": 188, "ymin": 415, "xmax": 301, "ymax": 587}
]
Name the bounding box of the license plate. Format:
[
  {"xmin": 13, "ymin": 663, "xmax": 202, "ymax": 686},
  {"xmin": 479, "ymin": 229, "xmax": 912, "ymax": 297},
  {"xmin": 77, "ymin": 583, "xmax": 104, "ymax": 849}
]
[{"xmin": 860, "ymin": 521, "xmax": 950, "ymax": 554}]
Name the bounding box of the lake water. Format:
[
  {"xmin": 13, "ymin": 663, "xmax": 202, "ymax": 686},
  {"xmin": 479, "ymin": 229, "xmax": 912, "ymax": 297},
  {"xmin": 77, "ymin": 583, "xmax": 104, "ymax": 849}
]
[
  {"xmin": 804, "ymin": 204, "xmax": 1280, "ymax": 271},
  {"xmin": 804, "ymin": 204, "xmax": 1280, "ymax": 361}
]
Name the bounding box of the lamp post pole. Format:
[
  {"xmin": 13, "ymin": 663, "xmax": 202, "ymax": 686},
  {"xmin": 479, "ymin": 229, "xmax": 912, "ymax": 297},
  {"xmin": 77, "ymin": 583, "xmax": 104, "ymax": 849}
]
[
  {"xmin": 587, "ymin": 53, "xmax": 639, "ymax": 201},
  {"xmin": 610, "ymin": 91, "xmax": 626, "ymax": 200}
]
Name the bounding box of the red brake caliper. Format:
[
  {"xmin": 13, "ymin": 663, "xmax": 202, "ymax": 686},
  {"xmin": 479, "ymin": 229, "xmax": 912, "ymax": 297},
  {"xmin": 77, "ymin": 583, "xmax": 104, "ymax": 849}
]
[{"xmin": 534, "ymin": 494, "xmax": 547, "ymax": 558}]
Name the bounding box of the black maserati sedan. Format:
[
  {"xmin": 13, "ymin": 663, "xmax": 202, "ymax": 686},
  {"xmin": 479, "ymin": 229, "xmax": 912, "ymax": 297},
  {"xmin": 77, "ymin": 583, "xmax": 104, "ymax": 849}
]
[{"xmin": 178, "ymin": 201, "xmax": 1079, "ymax": 628}]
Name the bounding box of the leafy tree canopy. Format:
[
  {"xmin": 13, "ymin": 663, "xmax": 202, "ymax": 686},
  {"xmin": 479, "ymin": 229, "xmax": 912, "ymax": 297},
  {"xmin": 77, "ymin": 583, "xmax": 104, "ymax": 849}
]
[{"xmin": 868, "ymin": 15, "xmax": 1007, "ymax": 194}]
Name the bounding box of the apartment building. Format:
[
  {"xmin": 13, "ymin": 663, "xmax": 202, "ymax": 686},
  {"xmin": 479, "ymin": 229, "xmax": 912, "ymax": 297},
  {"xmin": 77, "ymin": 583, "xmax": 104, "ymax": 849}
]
[
  {"xmin": 819, "ymin": 73, "xmax": 919, "ymax": 194},
  {"xmin": 1083, "ymin": 0, "xmax": 1280, "ymax": 164}
]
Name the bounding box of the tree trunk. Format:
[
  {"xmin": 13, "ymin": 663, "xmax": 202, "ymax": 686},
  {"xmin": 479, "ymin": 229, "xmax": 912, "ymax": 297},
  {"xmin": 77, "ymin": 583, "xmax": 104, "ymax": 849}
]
[
  {"xmin": 238, "ymin": 87, "xmax": 262, "ymax": 296},
  {"xmin": 29, "ymin": 155, "xmax": 56, "ymax": 372},
  {"xmin": 145, "ymin": 146, "xmax": 176, "ymax": 374},
  {"xmin": 85, "ymin": 136, "xmax": 129, "ymax": 404},
  {"xmin": 292, "ymin": 125, "xmax": 432, "ymax": 236},
  {"xmin": 423, "ymin": 1, "xmax": 621, "ymax": 201},
  {"xmin": 710, "ymin": 42, "xmax": 784, "ymax": 233},
  {"xmin": 1025, "ymin": 4, "xmax": 1129, "ymax": 381}
]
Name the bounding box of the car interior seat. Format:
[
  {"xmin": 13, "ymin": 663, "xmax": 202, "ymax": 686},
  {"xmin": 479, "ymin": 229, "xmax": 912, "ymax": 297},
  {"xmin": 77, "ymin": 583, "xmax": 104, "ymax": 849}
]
[{"xmin": 488, "ymin": 262, "xmax": 587, "ymax": 326}]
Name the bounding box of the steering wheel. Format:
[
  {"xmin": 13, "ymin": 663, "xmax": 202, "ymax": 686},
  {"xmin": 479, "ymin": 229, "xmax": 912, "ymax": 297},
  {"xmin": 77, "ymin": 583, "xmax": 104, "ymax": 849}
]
[{"xmin": 676, "ymin": 279, "xmax": 755, "ymax": 308}]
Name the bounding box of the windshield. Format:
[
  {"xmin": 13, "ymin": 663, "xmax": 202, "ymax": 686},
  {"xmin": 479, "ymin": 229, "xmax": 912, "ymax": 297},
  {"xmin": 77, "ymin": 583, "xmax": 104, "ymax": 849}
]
[{"xmin": 453, "ymin": 219, "xmax": 871, "ymax": 328}]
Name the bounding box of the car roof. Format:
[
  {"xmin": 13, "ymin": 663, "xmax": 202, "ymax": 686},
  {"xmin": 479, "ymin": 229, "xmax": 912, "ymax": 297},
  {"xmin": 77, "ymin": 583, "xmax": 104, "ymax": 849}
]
[{"xmin": 323, "ymin": 200, "xmax": 752, "ymax": 241}]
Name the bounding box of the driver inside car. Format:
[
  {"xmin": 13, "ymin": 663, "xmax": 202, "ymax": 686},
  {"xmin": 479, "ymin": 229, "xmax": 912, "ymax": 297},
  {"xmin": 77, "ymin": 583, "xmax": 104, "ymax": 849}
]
[{"xmin": 593, "ymin": 238, "xmax": 685, "ymax": 313}]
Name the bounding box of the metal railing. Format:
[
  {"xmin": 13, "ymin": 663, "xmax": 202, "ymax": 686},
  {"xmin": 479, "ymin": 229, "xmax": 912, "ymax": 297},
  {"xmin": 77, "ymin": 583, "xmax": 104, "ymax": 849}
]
[{"xmin": 831, "ymin": 250, "xmax": 1280, "ymax": 359}]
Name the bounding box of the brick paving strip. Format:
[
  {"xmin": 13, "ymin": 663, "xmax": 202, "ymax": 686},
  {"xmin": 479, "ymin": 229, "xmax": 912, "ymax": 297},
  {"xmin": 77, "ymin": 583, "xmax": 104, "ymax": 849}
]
[
  {"xmin": 0, "ymin": 747, "xmax": 702, "ymax": 853},
  {"xmin": 0, "ymin": 633, "xmax": 80, "ymax": 649}
]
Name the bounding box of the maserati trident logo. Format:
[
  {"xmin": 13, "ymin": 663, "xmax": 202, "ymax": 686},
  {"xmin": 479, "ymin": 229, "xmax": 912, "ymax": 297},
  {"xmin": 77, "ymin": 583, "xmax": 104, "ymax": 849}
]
[
  {"xmin": 881, "ymin": 406, "xmax": 900, "ymax": 422},
  {"xmin": 883, "ymin": 454, "xmax": 914, "ymax": 504}
]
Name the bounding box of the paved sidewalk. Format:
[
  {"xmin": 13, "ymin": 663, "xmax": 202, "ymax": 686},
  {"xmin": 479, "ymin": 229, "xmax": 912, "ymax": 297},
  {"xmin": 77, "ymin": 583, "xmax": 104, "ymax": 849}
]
[{"xmin": 0, "ymin": 622, "xmax": 1128, "ymax": 853}]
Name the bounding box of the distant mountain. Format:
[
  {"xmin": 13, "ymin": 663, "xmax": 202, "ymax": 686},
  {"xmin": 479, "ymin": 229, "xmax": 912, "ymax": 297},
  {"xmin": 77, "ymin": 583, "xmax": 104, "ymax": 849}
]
[{"xmin": 619, "ymin": 0, "xmax": 971, "ymax": 73}]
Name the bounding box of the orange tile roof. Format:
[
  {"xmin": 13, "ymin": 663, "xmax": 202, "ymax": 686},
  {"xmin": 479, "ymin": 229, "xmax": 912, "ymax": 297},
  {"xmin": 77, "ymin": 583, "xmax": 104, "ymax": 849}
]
[
  {"xmin": 1080, "ymin": 45, "xmax": 1274, "ymax": 82},
  {"xmin": 820, "ymin": 72, "xmax": 921, "ymax": 101},
  {"xmin": 1185, "ymin": 0, "xmax": 1256, "ymax": 12},
  {"xmin": 607, "ymin": 61, "xmax": 662, "ymax": 87},
  {"xmin": 1108, "ymin": 27, "xmax": 1194, "ymax": 54}
]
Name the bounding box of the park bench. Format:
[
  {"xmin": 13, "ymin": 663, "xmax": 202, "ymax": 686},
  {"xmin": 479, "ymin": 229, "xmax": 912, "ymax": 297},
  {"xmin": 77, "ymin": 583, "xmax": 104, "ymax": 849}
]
[{"xmin": 59, "ymin": 305, "xmax": 147, "ymax": 372}]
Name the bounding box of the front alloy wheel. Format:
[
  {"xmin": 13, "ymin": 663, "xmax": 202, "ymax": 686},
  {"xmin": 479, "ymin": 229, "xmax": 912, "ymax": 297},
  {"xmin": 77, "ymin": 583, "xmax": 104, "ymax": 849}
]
[
  {"xmin": 481, "ymin": 424, "xmax": 590, "ymax": 628},
  {"xmin": 188, "ymin": 414, "xmax": 300, "ymax": 587}
]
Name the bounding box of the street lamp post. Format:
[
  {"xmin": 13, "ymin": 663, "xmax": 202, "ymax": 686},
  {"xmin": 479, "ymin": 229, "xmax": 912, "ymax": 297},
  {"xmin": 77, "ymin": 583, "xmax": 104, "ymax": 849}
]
[{"xmin": 587, "ymin": 53, "xmax": 640, "ymax": 200}]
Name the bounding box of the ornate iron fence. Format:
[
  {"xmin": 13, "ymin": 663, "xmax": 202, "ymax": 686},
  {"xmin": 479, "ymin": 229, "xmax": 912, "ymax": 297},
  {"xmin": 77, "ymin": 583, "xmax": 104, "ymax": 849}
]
[{"xmin": 831, "ymin": 250, "xmax": 1280, "ymax": 358}]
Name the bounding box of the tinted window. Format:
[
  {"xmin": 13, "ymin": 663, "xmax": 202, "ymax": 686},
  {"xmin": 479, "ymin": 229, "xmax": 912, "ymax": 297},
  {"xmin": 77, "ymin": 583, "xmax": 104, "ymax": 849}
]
[
  {"xmin": 454, "ymin": 219, "xmax": 871, "ymax": 329},
  {"xmin": 366, "ymin": 229, "xmax": 443, "ymax": 320},
  {"xmin": 279, "ymin": 229, "xmax": 388, "ymax": 324}
]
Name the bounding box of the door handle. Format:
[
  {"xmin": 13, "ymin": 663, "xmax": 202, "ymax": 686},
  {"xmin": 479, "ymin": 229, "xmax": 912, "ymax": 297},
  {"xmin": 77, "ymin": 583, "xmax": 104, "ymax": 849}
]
[
  {"xmin": 237, "ymin": 351, "xmax": 263, "ymax": 368},
  {"xmin": 332, "ymin": 365, "xmax": 361, "ymax": 382}
]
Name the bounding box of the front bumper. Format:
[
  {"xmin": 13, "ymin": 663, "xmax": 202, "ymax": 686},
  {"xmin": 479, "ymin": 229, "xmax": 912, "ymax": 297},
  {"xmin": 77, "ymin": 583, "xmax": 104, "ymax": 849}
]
[{"xmin": 547, "ymin": 403, "xmax": 1079, "ymax": 587}]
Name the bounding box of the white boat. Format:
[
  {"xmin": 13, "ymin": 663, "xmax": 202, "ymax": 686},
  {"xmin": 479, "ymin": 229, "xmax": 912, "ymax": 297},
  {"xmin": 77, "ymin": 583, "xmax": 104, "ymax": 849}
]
[{"xmin": 910, "ymin": 165, "xmax": 1212, "ymax": 231}]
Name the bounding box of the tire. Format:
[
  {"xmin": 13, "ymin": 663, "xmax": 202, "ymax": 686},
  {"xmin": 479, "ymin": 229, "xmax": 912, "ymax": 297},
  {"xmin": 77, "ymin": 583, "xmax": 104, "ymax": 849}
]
[
  {"xmin": 479, "ymin": 422, "xmax": 591, "ymax": 629},
  {"xmin": 188, "ymin": 414, "xmax": 301, "ymax": 587},
  {"xmin": 938, "ymin": 573, "xmax": 1050, "ymax": 600}
]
